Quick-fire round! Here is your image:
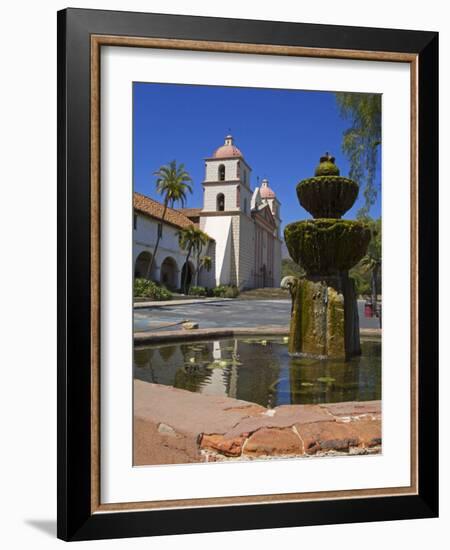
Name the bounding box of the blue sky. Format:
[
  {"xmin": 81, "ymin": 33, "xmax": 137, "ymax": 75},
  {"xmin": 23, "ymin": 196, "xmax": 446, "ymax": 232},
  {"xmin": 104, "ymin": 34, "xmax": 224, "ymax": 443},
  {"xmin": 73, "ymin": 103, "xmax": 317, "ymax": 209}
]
[{"xmin": 133, "ymin": 82, "xmax": 381, "ymax": 229}]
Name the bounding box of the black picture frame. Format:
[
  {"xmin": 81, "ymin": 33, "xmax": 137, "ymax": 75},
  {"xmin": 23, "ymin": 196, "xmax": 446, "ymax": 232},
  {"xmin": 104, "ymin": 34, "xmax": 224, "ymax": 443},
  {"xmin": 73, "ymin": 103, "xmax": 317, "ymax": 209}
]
[{"xmin": 57, "ymin": 7, "xmax": 438, "ymax": 541}]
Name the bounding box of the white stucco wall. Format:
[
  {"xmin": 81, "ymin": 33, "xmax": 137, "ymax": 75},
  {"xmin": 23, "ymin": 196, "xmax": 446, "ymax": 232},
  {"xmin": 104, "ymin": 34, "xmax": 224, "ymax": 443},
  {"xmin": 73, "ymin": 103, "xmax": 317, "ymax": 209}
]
[
  {"xmin": 200, "ymin": 216, "xmax": 233, "ymax": 286},
  {"xmin": 238, "ymin": 213, "xmax": 256, "ymax": 289},
  {"xmin": 273, "ymin": 238, "xmax": 282, "ymax": 287},
  {"xmin": 240, "ymin": 185, "xmax": 253, "ymax": 215},
  {"xmin": 133, "ymin": 213, "xmax": 189, "ymax": 289}
]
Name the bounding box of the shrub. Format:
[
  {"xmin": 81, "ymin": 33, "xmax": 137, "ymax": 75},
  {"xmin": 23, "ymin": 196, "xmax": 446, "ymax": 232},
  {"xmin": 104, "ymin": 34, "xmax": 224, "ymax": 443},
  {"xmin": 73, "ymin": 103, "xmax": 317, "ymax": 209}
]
[
  {"xmin": 212, "ymin": 285, "xmax": 227, "ymax": 297},
  {"xmin": 188, "ymin": 285, "xmax": 207, "ymax": 297},
  {"xmin": 134, "ymin": 278, "xmax": 172, "ymax": 301},
  {"xmin": 212, "ymin": 285, "xmax": 239, "ymax": 298},
  {"xmin": 224, "ymin": 285, "xmax": 239, "ymax": 298}
]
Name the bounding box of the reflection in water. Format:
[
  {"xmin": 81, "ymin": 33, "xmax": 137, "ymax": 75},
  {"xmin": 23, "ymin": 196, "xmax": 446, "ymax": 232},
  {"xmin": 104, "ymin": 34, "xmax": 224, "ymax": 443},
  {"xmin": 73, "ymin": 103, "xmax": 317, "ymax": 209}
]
[{"xmin": 134, "ymin": 337, "xmax": 381, "ymax": 408}]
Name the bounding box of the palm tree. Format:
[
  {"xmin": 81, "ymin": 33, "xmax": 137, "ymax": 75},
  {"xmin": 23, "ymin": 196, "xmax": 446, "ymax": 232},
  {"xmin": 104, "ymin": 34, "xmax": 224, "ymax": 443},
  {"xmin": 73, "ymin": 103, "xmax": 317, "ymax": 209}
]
[
  {"xmin": 177, "ymin": 226, "xmax": 209, "ymax": 294},
  {"xmin": 146, "ymin": 160, "xmax": 193, "ymax": 278},
  {"xmin": 196, "ymin": 255, "xmax": 212, "ymax": 286}
]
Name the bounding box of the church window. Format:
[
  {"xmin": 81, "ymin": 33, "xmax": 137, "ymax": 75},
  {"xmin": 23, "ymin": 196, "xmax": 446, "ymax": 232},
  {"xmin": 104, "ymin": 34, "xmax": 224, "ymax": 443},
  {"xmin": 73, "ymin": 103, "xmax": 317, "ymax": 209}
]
[
  {"xmin": 218, "ymin": 164, "xmax": 225, "ymax": 181},
  {"xmin": 217, "ymin": 193, "xmax": 225, "ymax": 211}
]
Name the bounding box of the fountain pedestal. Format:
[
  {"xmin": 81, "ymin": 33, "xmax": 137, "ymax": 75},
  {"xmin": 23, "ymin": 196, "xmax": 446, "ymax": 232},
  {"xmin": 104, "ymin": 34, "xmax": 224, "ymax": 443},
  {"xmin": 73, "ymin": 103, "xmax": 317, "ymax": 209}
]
[
  {"xmin": 288, "ymin": 274, "xmax": 360, "ymax": 359},
  {"xmin": 284, "ymin": 154, "xmax": 370, "ymax": 360}
]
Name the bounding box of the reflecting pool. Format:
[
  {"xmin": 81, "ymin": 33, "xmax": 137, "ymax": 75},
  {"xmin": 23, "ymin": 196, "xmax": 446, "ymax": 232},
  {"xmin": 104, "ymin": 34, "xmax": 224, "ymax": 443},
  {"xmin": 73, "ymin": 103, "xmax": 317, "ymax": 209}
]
[{"xmin": 134, "ymin": 337, "xmax": 381, "ymax": 408}]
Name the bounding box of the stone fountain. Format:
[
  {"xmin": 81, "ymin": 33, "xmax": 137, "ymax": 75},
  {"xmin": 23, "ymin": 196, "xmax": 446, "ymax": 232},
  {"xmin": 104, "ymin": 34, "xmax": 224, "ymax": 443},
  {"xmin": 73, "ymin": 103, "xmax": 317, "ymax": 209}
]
[{"xmin": 283, "ymin": 153, "xmax": 371, "ymax": 360}]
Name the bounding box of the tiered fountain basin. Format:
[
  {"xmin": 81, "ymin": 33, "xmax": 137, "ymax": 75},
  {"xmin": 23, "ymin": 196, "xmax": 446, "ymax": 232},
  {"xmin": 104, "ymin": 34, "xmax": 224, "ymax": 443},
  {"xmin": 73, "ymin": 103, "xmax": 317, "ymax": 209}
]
[
  {"xmin": 296, "ymin": 177, "xmax": 359, "ymax": 219},
  {"xmin": 284, "ymin": 219, "xmax": 371, "ymax": 275},
  {"xmin": 283, "ymin": 153, "xmax": 371, "ymax": 359}
]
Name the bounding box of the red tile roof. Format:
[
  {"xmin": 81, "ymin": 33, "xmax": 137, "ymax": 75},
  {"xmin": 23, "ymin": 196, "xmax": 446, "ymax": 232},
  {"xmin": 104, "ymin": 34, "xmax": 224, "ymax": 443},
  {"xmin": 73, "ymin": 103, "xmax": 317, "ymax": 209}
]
[
  {"xmin": 213, "ymin": 144, "xmax": 243, "ymax": 159},
  {"xmin": 178, "ymin": 207, "xmax": 202, "ymax": 219},
  {"xmin": 134, "ymin": 193, "xmax": 213, "ymax": 241},
  {"xmin": 134, "ymin": 192, "xmax": 194, "ymax": 229}
]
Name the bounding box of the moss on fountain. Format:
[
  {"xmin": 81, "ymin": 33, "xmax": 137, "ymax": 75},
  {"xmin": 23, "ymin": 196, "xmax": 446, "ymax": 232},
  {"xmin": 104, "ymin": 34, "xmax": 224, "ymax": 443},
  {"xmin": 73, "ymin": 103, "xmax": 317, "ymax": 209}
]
[
  {"xmin": 314, "ymin": 153, "xmax": 341, "ymax": 176},
  {"xmin": 284, "ymin": 219, "xmax": 371, "ymax": 275},
  {"xmin": 289, "ymin": 279, "xmax": 326, "ymax": 356},
  {"xmin": 326, "ymin": 288, "xmax": 345, "ymax": 357},
  {"xmin": 296, "ymin": 176, "xmax": 359, "ymax": 218},
  {"xmin": 297, "ymin": 154, "xmax": 359, "ymax": 218}
]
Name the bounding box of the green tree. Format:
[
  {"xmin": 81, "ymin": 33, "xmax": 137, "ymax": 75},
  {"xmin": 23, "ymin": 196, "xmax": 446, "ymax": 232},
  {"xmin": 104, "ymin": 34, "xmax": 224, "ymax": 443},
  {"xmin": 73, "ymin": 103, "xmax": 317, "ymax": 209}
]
[
  {"xmin": 146, "ymin": 160, "xmax": 193, "ymax": 278},
  {"xmin": 358, "ymin": 217, "xmax": 382, "ymax": 326},
  {"xmin": 281, "ymin": 258, "xmax": 305, "ymax": 279},
  {"xmin": 335, "ymin": 93, "xmax": 381, "ymax": 218},
  {"xmin": 177, "ymin": 226, "xmax": 209, "ymax": 293},
  {"xmin": 348, "ymin": 266, "xmax": 371, "ymax": 296},
  {"xmin": 361, "ymin": 217, "xmax": 381, "ymax": 294}
]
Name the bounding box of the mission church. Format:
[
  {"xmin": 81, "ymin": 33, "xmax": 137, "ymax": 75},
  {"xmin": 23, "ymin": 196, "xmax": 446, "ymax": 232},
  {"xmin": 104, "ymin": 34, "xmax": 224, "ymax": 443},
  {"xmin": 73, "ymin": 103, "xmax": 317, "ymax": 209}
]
[{"xmin": 134, "ymin": 135, "xmax": 282, "ymax": 291}]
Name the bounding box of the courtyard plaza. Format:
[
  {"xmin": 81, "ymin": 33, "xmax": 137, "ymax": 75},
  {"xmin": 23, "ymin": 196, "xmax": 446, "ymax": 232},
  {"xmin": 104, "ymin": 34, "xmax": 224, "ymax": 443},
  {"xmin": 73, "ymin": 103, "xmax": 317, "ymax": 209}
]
[{"xmin": 134, "ymin": 298, "xmax": 380, "ymax": 333}]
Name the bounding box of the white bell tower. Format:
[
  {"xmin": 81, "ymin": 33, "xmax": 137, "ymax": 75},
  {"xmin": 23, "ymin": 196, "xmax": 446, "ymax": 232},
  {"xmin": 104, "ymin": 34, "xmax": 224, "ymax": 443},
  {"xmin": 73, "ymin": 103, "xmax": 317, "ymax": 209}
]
[
  {"xmin": 202, "ymin": 135, "xmax": 252, "ymax": 214},
  {"xmin": 199, "ymin": 135, "xmax": 253, "ymax": 288}
]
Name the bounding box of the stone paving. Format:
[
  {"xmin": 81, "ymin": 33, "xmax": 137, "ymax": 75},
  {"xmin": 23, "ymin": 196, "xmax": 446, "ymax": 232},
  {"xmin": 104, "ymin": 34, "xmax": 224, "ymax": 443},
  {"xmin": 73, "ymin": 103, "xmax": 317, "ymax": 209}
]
[
  {"xmin": 134, "ymin": 380, "xmax": 381, "ymax": 465},
  {"xmin": 134, "ymin": 299, "xmax": 380, "ymax": 333}
]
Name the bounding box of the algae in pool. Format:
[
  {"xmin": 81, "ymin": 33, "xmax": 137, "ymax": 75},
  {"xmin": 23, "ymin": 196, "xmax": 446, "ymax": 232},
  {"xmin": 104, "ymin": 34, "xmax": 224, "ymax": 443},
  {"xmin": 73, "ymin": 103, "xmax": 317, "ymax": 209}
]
[{"xmin": 134, "ymin": 337, "xmax": 381, "ymax": 408}]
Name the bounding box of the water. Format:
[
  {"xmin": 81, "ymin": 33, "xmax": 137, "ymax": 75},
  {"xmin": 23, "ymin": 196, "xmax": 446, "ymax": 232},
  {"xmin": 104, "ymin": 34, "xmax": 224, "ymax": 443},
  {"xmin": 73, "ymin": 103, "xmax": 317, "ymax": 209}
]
[{"xmin": 134, "ymin": 337, "xmax": 381, "ymax": 408}]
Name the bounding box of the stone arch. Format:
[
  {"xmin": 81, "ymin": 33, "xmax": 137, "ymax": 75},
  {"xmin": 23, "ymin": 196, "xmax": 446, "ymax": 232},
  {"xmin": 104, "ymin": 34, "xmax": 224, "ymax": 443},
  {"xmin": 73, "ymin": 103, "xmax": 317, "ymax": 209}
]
[
  {"xmin": 218, "ymin": 164, "xmax": 225, "ymax": 181},
  {"xmin": 216, "ymin": 193, "xmax": 225, "ymax": 212},
  {"xmin": 134, "ymin": 250, "xmax": 157, "ymax": 280},
  {"xmin": 160, "ymin": 256, "xmax": 179, "ymax": 290}
]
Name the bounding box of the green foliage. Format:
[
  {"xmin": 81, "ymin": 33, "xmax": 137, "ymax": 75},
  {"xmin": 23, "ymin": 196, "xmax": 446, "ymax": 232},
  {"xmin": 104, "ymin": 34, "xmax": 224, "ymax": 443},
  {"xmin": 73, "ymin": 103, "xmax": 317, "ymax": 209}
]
[
  {"xmin": 348, "ymin": 267, "xmax": 371, "ymax": 296},
  {"xmin": 212, "ymin": 285, "xmax": 227, "ymax": 297},
  {"xmin": 364, "ymin": 217, "xmax": 382, "ymax": 265},
  {"xmin": 199, "ymin": 255, "xmax": 212, "ymax": 272},
  {"xmin": 335, "ymin": 93, "xmax": 381, "ymax": 218},
  {"xmin": 212, "ymin": 285, "xmax": 240, "ymax": 298},
  {"xmin": 281, "ymin": 258, "xmax": 305, "ymax": 278},
  {"xmin": 185, "ymin": 284, "xmax": 240, "ymax": 298},
  {"xmin": 224, "ymin": 285, "xmax": 240, "ymax": 298},
  {"xmin": 188, "ymin": 286, "xmax": 207, "ymax": 297},
  {"xmin": 134, "ymin": 278, "xmax": 172, "ymax": 301},
  {"xmin": 177, "ymin": 225, "xmax": 209, "ymax": 253},
  {"xmin": 212, "ymin": 285, "xmax": 226, "ymax": 297},
  {"xmin": 154, "ymin": 160, "xmax": 193, "ymax": 208},
  {"xmin": 147, "ymin": 160, "xmax": 193, "ymax": 277},
  {"xmin": 177, "ymin": 225, "xmax": 210, "ymax": 293},
  {"xmin": 350, "ymin": 217, "xmax": 382, "ymax": 296}
]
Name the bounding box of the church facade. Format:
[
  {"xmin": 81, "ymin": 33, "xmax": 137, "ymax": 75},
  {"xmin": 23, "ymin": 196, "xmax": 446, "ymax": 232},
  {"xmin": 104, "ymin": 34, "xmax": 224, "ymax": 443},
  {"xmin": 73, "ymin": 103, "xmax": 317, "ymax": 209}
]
[{"xmin": 133, "ymin": 135, "xmax": 282, "ymax": 291}]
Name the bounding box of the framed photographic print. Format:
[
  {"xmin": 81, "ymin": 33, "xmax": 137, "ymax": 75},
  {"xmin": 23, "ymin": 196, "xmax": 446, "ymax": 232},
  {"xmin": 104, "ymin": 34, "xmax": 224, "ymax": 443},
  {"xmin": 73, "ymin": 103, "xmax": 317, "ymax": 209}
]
[{"xmin": 57, "ymin": 8, "xmax": 438, "ymax": 541}]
